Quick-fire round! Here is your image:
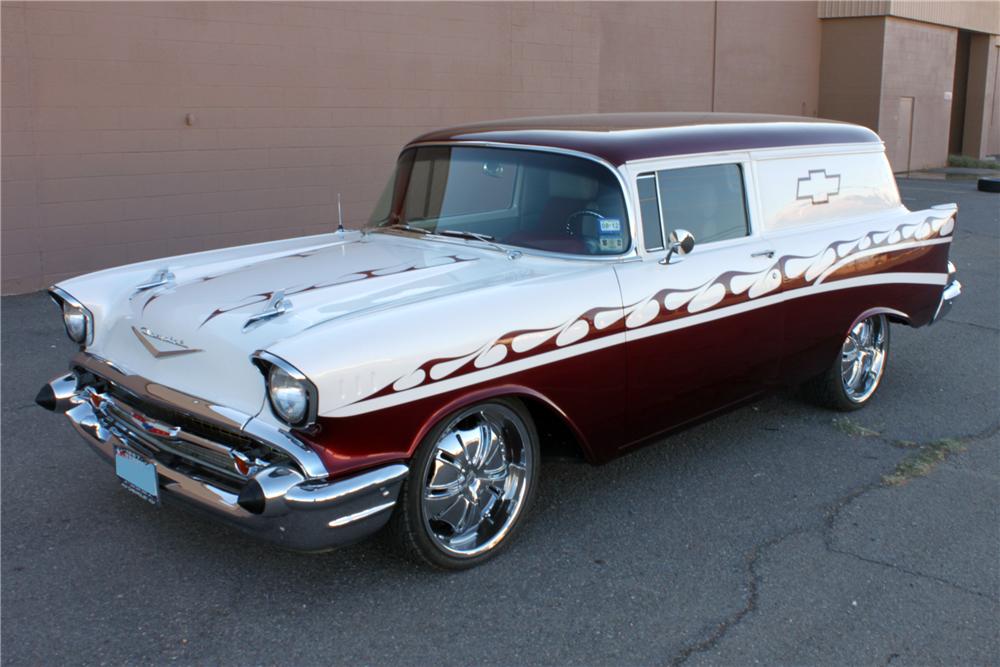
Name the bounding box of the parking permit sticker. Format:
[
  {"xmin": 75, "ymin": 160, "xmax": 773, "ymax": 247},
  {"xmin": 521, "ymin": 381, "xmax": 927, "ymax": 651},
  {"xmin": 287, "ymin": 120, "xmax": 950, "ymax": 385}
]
[{"xmin": 599, "ymin": 218, "xmax": 621, "ymax": 235}]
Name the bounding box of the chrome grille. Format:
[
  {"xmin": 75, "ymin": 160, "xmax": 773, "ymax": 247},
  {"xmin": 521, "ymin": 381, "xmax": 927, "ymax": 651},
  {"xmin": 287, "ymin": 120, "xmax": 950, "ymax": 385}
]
[{"xmin": 86, "ymin": 386, "xmax": 291, "ymax": 486}]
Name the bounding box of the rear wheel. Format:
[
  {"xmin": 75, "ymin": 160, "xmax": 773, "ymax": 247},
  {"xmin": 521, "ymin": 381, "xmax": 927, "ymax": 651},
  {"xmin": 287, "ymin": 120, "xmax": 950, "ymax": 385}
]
[
  {"xmin": 804, "ymin": 314, "xmax": 890, "ymax": 411},
  {"xmin": 388, "ymin": 398, "xmax": 539, "ymax": 569}
]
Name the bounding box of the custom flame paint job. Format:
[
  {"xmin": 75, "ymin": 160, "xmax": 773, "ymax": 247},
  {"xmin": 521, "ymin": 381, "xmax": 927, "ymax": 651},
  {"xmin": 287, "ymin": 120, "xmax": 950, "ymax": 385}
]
[{"xmin": 49, "ymin": 113, "xmax": 958, "ymax": 484}]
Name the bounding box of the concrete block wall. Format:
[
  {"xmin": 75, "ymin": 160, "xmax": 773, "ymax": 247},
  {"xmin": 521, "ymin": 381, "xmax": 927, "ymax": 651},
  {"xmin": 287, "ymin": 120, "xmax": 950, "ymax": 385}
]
[{"xmin": 878, "ymin": 17, "xmax": 957, "ymax": 171}]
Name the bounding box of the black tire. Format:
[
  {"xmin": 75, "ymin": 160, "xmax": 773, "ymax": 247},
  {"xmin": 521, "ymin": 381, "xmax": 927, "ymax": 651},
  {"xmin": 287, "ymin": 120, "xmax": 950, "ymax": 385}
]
[
  {"xmin": 387, "ymin": 397, "xmax": 540, "ymax": 570},
  {"xmin": 802, "ymin": 314, "xmax": 891, "ymax": 412},
  {"xmin": 977, "ymin": 177, "xmax": 1000, "ymax": 193}
]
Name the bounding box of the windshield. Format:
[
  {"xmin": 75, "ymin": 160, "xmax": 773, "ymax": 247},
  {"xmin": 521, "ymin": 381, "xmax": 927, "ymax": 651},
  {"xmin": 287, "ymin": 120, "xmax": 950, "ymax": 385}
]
[{"xmin": 368, "ymin": 146, "xmax": 630, "ymax": 255}]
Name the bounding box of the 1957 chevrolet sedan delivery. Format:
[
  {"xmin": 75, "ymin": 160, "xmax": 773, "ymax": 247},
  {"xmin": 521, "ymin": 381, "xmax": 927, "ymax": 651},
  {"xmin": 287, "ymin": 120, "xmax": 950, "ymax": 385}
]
[{"xmin": 37, "ymin": 113, "xmax": 961, "ymax": 569}]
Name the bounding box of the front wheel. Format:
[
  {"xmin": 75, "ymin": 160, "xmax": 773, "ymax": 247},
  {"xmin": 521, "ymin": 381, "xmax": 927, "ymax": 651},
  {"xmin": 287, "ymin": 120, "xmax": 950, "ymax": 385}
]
[
  {"xmin": 388, "ymin": 398, "xmax": 540, "ymax": 569},
  {"xmin": 804, "ymin": 313, "xmax": 891, "ymax": 411}
]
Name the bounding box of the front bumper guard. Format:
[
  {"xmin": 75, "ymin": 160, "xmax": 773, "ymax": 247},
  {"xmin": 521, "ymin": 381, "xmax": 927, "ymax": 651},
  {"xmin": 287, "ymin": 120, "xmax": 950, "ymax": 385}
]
[{"xmin": 44, "ymin": 374, "xmax": 408, "ymax": 552}]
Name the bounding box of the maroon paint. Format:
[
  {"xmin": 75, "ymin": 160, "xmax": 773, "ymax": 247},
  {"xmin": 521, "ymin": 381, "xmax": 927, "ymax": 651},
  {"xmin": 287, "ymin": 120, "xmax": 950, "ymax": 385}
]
[
  {"xmin": 297, "ymin": 343, "xmax": 628, "ymax": 478},
  {"xmin": 293, "ymin": 216, "xmax": 953, "ymax": 480},
  {"xmin": 410, "ymin": 113, "xmax": 879, "ymax": 166}
]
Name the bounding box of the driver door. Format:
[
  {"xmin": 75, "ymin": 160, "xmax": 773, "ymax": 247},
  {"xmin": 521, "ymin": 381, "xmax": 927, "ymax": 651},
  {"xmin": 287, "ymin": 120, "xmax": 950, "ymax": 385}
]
[{"xmin": 614, "ymin": 156, "xmax": 784, "ymax": 447}]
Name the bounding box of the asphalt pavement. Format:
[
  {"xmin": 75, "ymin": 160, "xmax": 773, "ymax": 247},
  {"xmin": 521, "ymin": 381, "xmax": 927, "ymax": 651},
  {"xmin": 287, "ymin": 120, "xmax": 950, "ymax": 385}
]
[{"xmin": 2, "ymin": 177, "xmax": 997, "ymax": 665}]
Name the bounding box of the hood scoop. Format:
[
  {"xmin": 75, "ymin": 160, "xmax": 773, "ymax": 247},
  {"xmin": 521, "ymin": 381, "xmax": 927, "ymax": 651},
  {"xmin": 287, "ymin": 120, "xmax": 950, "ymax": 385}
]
[{"xmin": 243, "ymin": 290, "xmax": 293, "ymax": 332}]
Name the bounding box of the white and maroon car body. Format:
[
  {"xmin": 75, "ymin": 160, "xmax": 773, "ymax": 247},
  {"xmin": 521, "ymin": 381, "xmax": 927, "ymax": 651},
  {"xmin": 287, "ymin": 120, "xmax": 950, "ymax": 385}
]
[{"xmin": 38, "ymin": 113, "xmax": 961, "ymax": 560}]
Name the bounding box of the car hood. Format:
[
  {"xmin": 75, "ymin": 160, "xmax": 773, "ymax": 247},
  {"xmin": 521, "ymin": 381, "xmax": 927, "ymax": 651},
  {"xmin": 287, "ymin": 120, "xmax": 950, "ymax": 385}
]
[{"xmin": 93, "ymin": 234, "xmax": 520, "ymax": 415}]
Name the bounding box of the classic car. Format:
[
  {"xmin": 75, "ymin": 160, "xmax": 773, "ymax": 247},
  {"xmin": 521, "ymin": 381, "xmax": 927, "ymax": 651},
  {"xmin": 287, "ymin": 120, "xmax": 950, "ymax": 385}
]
[{"xmin": 37, "ymin": 113, "xmax": 961, "ymax": 569}]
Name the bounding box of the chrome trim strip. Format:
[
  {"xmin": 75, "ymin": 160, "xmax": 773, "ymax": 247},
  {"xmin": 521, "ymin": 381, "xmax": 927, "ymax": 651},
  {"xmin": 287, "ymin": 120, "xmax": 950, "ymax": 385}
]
[
  {"xmin": 285, "ymin": 464, "xmax": 409, "ymax": 507},
  {"xmin": 395, "ymin": 140, "xmax": 640, "ymax": 262},
  {"xmin": 70, "ymin": 351, "xmax": 329, "ymax": 480},
  {"xmin": 328, "ymin": 501, "xmax": 396, "ymax": 528}
]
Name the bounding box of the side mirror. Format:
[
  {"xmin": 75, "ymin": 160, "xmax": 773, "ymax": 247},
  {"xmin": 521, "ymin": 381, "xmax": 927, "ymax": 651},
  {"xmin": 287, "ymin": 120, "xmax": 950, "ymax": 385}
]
[{"xmin": 659, "ymin": 229, "xmax": 696, "ymax": 265}]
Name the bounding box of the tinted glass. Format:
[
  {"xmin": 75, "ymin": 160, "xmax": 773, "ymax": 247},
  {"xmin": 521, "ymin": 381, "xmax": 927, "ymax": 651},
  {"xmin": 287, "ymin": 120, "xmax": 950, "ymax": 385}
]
[
  {"xmin": 370, "ymin": 146, "xmax": 630, "ymax": 256},
  {"xmin": 656, "ymin": 164, "xmax": 749, "ymax": 245}
]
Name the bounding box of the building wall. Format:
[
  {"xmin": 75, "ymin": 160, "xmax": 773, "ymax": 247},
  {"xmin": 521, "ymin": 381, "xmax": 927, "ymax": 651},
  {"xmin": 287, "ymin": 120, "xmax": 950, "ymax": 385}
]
[
  {"xmin": 818, "ymin": 17, "xmax": 885, "ymax": 131},
  {"xmin": 818, "ymin": 0, "xmax": 1000, "ymax": 36},
  {"xmin": 596, "ymin": 3, "xmax": 715, "ymax": 112},
  {"xmin": 1, "ymin": 1, "xmax": 823, "ymax": 294},
  {"xmin": 714, "ymin": 1, "xmax": 822, "ymax": 116},
  {"xmin": 962, "ymin": 34, "xmax": 1000, "ymax": 158},
  {"xmin": 878, "ymin": 17, "xmax": 957, "ymax": 171}
]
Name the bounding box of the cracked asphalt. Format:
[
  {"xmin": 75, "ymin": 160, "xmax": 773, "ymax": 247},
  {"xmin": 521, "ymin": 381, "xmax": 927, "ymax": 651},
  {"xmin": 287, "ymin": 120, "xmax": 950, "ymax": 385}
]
[{"xmin": 2, "ymin": 178, "xmax": 997, "ymax": 665}]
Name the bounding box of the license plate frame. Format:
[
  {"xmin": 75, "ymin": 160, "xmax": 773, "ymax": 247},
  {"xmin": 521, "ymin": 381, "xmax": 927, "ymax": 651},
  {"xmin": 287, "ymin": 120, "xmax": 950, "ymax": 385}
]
[{"xmin": 114, "ymin": 446, "xmax": 159, "ymax": 505}]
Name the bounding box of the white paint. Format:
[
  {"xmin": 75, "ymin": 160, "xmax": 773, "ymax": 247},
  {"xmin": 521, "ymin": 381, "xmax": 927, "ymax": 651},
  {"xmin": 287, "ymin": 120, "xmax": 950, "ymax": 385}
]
[{"xmin": 332, "ymin": 271, "xmax": 949, "ymax": 417}]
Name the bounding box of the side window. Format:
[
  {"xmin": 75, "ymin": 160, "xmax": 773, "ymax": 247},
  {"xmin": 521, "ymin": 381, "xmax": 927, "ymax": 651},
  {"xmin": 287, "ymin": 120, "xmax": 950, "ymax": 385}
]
[
  {"xmin": 655, "ymin": 164, "xmax": 750, "ymax": 245},
  {"xmin": 637, "ymin": 174, "xmax": 664, "ymax": 251}
]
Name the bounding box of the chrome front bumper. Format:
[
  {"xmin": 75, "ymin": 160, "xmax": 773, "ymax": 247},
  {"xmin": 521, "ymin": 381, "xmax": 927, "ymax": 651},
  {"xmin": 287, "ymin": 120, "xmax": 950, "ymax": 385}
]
[
  {"xmin": 40, "ymin": 370, "xmax": 408, "ymax": 552},
  {"xmin": 932, "ymin": 261, "xmax": 962, "ymax": 324}
]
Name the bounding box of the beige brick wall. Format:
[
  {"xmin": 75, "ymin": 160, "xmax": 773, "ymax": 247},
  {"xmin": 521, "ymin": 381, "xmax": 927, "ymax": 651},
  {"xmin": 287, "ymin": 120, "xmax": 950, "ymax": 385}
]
[
  {"xmin": 715, "ymin": 1, "xmax": 822, "ymax": 116},
  {"xmin": 878, "ymin": 17, "xmax": 957, "ymax": 172},
  {"xmin": 2, "ymin": 1, "xmax": 826, "ymax": 293}
]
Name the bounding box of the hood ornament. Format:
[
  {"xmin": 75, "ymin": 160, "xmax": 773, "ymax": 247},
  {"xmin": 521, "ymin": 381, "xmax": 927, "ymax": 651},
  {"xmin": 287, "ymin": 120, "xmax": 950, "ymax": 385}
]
[
  {"xmin": 243, "ymin": 291, "xmax": 292, "ymax": 332},
  {"xmin": 135, "ymin": 268, "xmax": 175, "ymax": 292},
  {"xmin": 132, "ymin": 326, "xmax": 202, "ymax": 359}
]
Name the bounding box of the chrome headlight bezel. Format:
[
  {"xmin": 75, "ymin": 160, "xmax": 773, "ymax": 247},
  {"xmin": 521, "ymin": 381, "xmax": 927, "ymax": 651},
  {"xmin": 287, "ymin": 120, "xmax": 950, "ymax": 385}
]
[
  {"xmin": 49, "ymin": 286, "xmax": 93, "ymax": 346},
  {"xmin": 252, "ymin": 351, "xmax": 318, "ymax": 429}
]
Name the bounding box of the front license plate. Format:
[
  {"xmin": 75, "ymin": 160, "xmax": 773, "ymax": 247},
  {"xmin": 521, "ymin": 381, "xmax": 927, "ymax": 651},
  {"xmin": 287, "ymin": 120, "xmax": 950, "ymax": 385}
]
[{"xmin": 114, "ymin": 446, "xmax": 159, "ymax": 505}]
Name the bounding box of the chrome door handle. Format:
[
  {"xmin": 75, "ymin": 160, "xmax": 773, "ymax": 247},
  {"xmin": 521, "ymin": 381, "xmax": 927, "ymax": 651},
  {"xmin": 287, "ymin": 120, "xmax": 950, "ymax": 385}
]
[{"xmin": 751, "ymin": 250, "xmax": 775, "ymax": 259}]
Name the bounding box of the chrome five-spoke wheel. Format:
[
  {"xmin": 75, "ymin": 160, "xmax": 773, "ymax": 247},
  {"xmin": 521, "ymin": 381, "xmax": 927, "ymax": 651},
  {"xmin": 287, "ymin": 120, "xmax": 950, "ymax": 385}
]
[
  {"xmin": 390, "ymin": 399, "xmax": 539, "ymax": 569},
  {"xmin": 840, "ymin": 314, "xmax": 888, "ymax": 403}
]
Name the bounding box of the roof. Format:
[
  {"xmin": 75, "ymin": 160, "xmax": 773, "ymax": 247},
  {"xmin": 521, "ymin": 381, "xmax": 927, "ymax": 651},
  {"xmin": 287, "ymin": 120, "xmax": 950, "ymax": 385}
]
[{"xmin": 408, "ymin": 113, "xmax": 882, "ymax": 165}]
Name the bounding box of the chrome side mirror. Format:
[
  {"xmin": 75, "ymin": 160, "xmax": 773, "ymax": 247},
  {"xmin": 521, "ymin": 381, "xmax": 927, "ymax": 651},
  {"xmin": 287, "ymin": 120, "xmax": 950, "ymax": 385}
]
[{"xmin": 659, "ymin": 229, "xmax": 695, "ymax": 265}]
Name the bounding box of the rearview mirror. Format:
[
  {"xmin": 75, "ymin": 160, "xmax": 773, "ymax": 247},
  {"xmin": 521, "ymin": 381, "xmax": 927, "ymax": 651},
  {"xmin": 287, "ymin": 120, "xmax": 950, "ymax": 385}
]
[{"xmin": 659, "ymin": 229, "xmax": 696, "ymax": 265}]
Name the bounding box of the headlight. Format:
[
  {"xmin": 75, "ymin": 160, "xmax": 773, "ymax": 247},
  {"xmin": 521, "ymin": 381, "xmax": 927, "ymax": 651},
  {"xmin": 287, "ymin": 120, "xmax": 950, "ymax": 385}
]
[
  {"xmin": 63, "ymin": 302, "xmax": 88, "ymax": 342},
  {"xmin": 50, "ymin": 287, "xmax": 92, "ymax": 345},
  {"xmin": 254, "ymin": 352, "xmax": 317, "ymax": 428},
  {"xmin": 269, "ymin": 365, "xmax": 308, "ymax": 424}
]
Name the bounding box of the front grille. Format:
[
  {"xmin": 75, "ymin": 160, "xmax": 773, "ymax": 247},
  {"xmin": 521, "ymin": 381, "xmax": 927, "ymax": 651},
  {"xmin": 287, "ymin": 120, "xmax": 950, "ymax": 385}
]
[
  {"xmin": 105, "ymin": 384, "xmax": 272, "ymax": 460},
  {"xmin": 89, "ymin": 382, "xmax": 292, "ymax": 487}
]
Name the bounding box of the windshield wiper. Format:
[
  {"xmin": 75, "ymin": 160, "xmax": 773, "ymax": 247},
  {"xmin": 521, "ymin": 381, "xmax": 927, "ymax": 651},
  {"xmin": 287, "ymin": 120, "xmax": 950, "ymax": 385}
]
[
  {"xmin": 380, "ymin": 222, "xmax": 431, "ymax": 235},
  {"xmin": 437, "ymin": 229, "xmax": 496, "ymax": 242},
  {"xmin": 437, "ymin": 229, "xmax": 519, "ymax": 258}
]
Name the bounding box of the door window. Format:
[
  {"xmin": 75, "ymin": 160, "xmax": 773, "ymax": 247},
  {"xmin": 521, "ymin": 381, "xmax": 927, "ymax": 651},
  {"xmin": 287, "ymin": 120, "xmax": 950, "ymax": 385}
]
[{"xmin": 642, "ymin": 164, "xmax": 750, "ymax": 247}]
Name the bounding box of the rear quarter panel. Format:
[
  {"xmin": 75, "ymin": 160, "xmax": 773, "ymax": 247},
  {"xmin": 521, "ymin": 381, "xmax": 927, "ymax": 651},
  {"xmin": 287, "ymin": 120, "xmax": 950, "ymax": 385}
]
[{"xmin": 750, "ymin": 148, "xmax": 955, "ymax": 384}]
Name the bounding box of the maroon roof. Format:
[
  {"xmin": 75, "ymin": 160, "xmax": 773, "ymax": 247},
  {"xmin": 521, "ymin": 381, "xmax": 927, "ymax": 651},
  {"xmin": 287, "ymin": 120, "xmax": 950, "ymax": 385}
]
[{"xmin": 408, "ymin": 113, "xmax": 881, "ymax": 165}]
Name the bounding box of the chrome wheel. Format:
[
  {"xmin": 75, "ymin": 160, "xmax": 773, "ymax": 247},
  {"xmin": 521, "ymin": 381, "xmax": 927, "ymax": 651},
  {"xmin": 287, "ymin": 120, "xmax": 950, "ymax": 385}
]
[
  {"xmin": 840, "ymin": 314, "xmax": 888, "ymax": 403},
  {"xmin": 419, "ymin": 404, "xmax": 533, "ymax": 558}
]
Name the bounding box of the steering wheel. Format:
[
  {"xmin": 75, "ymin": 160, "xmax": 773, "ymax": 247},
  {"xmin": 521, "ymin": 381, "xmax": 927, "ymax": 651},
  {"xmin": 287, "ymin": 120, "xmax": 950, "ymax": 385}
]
[{"xmin": 564, "ymin": 209, "xmax": 606, "ymax": 238}]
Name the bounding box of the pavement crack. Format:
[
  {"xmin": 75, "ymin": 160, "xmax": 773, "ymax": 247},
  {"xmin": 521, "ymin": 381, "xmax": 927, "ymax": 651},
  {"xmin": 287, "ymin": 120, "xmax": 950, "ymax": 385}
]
[
  {"xmin": 940, "ymin": 318, "xmax": 1000, "ymax": 333},
  {"xmin": 825, "ymin": 544, "xmax": 998, "ymax": 602},
  {"xmin": 668, "ymin": 427, "xmax": 999, "ymax": 664},
  {"xmin": 666, "ymin": 527, "xmax": 810, "ymax": 666}
]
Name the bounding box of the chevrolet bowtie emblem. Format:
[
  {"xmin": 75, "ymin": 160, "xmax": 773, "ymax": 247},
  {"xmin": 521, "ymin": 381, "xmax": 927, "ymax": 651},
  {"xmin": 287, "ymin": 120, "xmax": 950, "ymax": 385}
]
[
  {"xmin": 132, "ymin": 326, "xmax": 202, "ymax": 358},
  {"xmin": 796, "ymin": 169, "xmax": 842, "ymax": 205}
]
